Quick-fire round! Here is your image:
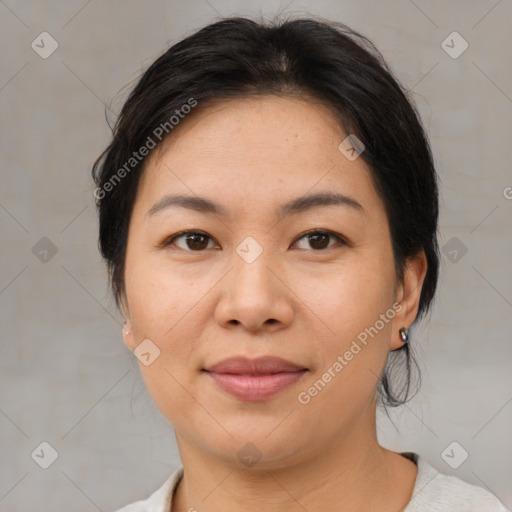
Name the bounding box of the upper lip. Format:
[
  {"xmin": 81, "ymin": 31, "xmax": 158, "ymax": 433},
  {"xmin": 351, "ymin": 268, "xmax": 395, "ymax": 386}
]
[{"xmin": 204, "ymin": 356, "xmax": 307, "ymax": 374}]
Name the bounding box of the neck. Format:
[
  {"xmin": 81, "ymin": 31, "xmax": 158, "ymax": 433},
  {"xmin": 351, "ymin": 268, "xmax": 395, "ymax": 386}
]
[{"xmin": 171, "ymin": 409, "xmax": 417, "ymax": 512}]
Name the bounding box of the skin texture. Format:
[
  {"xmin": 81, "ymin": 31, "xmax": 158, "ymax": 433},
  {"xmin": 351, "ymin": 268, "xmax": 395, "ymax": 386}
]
[{"xmin": 120, "ymin": 95, "xmax": 427, "ymax": 511}]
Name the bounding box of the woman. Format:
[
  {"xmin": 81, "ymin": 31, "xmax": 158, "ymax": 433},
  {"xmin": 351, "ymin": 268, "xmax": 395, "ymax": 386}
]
[{"xmin": 92, "ymin": 15, "xmax": 506, "ymax": 512}]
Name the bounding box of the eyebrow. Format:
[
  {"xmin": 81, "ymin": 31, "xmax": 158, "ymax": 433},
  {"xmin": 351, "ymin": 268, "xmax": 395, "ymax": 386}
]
[{"xmin": 146, "ymin": 191, "xmax": 364, "ymax": 219}]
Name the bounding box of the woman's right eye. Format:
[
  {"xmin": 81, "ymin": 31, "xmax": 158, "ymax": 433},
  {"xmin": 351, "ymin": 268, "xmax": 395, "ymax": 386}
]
[{"xmin": 163, "ymin": 230, "xmax": 218, "ymax": 251}]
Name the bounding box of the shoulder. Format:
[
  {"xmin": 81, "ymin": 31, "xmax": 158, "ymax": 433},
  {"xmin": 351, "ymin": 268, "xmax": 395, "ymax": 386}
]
[
  {"xmin": 404, "ymin": 452, "xmax": 507, "ymax": 512},
  {"xmin": 109, "ymin": 466, "xmax": 183, "ymax": 512}
]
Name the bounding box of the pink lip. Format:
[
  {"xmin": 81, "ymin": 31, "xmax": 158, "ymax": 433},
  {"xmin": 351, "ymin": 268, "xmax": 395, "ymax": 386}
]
[
  {"xmin": 206, "ymin": 370, "xmax": 307, "ymax": 401},
  {"xmin": 203, "ymin": 356, "xmax": 308, "ymax": 401},
  {"xmin": 204, "ymin": 355, "xmax": 306, "ymax": 374}
]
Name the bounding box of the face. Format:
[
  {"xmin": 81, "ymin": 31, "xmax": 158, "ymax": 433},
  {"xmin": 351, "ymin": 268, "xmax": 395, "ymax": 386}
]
[{"xmin": 121, "ymin": 95, "xmax": 426, "ymax": 468}]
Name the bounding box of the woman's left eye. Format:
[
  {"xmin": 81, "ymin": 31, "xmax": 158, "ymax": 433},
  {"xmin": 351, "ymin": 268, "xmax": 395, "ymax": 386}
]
[{"xmin": 293, "ymin": 230, "xmax": 347, "ymax": 251}]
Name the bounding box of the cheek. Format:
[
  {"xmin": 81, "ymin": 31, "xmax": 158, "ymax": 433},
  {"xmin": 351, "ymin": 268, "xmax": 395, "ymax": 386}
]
[
  {"xmin": 127, "ymin": 261, "xmax": 202, "ymax": 417},
  {"xmin": 294, "ymin": 263, "xmax": 396, "ymax": 411},
  {"xmin": 125, "ymin": 255, "xmax": 193, "ymax": 331},
  {"xmin": 293, "ymin": 270, "xmax": 395, "ymax": 412},
  {"xmin": 292, "ymin": 258, "xmax": 394, "ymax": 338},
  {"xmin": 124, "ymin": 255, "xmax": 214, "ymax": 387}
]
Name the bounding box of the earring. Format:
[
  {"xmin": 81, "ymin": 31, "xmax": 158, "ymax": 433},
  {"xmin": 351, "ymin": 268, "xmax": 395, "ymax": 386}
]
[
  {"xmin": 122, "ymin": 325, "xmax": 129, "ymax": 336},
  {"xmin": 399, "ymin": 327, "xmax": 409, "ymax": 344}
]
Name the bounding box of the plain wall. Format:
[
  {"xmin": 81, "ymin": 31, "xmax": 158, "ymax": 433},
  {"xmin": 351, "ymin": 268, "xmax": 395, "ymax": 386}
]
[{"xmin": 1, "ymin": 1, "xmax": 511, "ymax": 510}]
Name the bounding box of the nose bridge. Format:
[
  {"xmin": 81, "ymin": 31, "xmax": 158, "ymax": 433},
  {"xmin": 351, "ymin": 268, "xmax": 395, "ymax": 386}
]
[
  {"xmin": 231, "ymin": 235, "xmax": 276, "ymax": 298},
  {"xmin": 214, "ymin": 234, "xmax": 293, "ymax": 330}
]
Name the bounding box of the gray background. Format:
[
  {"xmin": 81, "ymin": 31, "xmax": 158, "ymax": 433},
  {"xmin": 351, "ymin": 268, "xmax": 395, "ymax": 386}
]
[{"xmin": 1, "ymin": 1, "xmax": 511, "ymax": 510}]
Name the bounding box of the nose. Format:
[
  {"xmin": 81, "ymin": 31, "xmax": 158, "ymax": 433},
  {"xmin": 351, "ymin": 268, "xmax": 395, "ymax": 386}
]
[{"xmin": 214, "ymin": 246, "xmax": 294, "ymax": 333}]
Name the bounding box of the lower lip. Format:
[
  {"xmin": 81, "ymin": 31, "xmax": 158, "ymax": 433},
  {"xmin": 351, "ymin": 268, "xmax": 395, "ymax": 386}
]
[{"xmin": 206, "ymin": 370, "xmax": 308, "ymax": 401}]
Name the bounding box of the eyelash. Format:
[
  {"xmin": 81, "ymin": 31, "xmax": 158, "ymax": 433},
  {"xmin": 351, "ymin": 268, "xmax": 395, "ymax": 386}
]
[{"xmin": 161, "ymin": 229, "xmax": 348, "ymax": 252}]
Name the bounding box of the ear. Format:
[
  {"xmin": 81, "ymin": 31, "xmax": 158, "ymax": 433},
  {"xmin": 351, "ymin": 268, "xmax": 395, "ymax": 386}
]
[
  {"xmin": 390, "ymin": 250, "xmax": 428, "ymax": 350},
  {"xmin": 122, "ymin": 320, "xmax": 135, "ymax": 350},
  {"xmin": 119, "ymin": 292, "xmax": 136, "ymax": 351}
]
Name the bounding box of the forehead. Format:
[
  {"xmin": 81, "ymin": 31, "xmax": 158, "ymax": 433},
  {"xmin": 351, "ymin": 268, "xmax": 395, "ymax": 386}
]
[
  {"xmin": 134, "ymin": 95, "xmax": 380, "ymax": 217},
  {"xmin": 149, "ymin": 95, "xmax": 345, "ymax": 165}
]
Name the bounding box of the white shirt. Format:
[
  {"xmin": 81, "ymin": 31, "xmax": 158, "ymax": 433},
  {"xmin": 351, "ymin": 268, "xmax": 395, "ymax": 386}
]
[{"xmin": 112, "ymin": 452, "xmax": 508, "ymax": 511}]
